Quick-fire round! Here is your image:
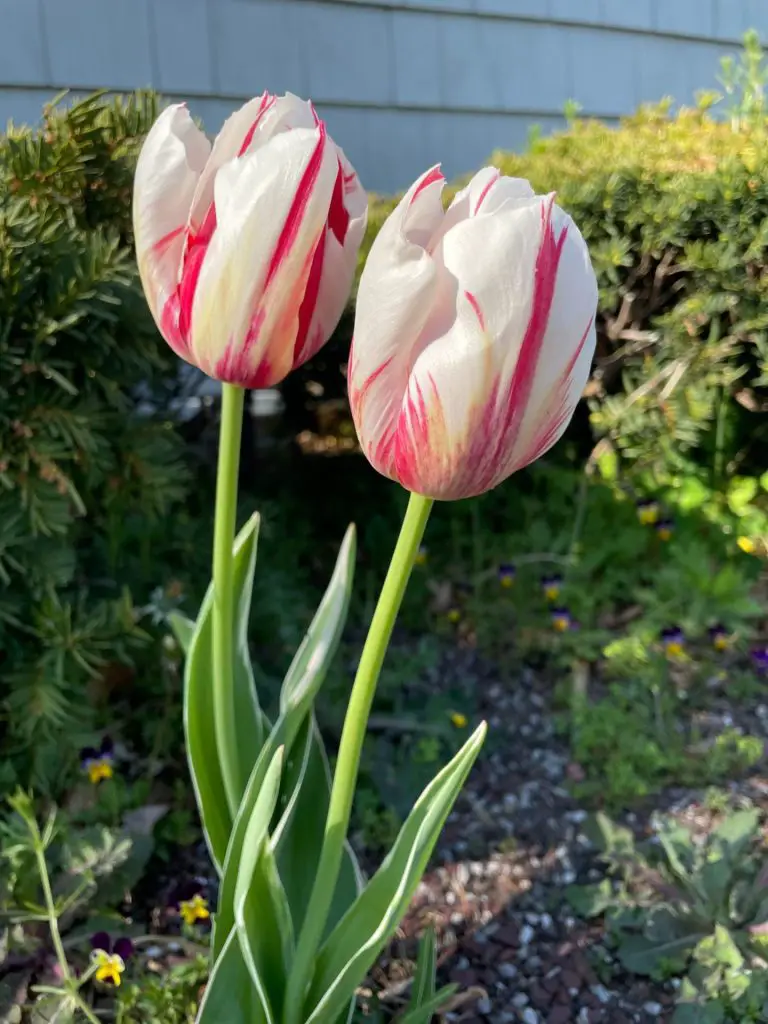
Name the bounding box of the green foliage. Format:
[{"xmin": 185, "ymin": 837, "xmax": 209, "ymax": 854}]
[
  {"xmin": 0, "ymin": 790, "xmax": 162, "ymax": 1022},
  {"xmin": 569, "ymin": 809, "xmax": 768, "ymax": 1021},
  {"xmin": 0, "ymin": 91, "xmax": 190, "ymax": 795},
  {"xmin": 116, "ymin": 958, "xmax": 209, "ymax": 1024}
]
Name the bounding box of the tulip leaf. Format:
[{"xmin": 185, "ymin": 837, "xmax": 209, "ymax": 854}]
[
  {"xmin": 234, "ymin": 747, "xmax": 293, "ymax": 1024},
  {"xmin": 183, "ymin": 514, "xmax": 266, "ymax": 872},
  {"xmin": 302, "ymin": 724, "xmax": 487, "ymax": 1023},
  {"xmin": 402, "ymin": 930, "xmax": 458, "ymax": 1024},
  {"xmin": 273, "ymin": 716, "xmax": 364, "ymax": 940},
  {"xmin": 280, "ymin": 524, "xmax": 356, "ymax": 714},
  {"xmin": 409, "ymin": 928, "xmax": 437, "ymax": 1007},
  {"xmin": 213, "ymin": 727, "xmax": 289, "ymax": 960},
  {"xmin": 168, "ymin": 611, "xmax": 195, "ymax": 655},
  {"xmin": 398, "ymin": 986, "xmax": 459, "ymax": 1024},
  {"xmin": 196, "ymin": 927, "xmax": 258, "ymax": 1024},
  {"xmin": 214, "ymin": 524, "xmax": 360, "ymax": 955}
]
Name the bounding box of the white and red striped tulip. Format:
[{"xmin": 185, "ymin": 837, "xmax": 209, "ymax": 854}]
[
  {"xmin": 349, "ymin": 166, "xmax": 597, "ymax": 500},
  {"xmin": 133, "ymin": 92, "xmax": 367, "ymax": 388}
]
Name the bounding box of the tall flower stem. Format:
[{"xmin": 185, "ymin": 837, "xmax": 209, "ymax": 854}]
[
  {"xmin": 287, "ymin": 490, "xmax": 434, "ymax": 1022},
  {"xmin": 212, "ymin": 383, "xmax": 245, "ymax": 815}
]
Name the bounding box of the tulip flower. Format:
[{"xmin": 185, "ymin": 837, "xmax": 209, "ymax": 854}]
[
  {"xmin": 133, "ymin": 92, "xmax": 367, "ymax": 388},
  {"xmin": 349, "ymin": 165, "xmax": 597, "ymax": 500}
]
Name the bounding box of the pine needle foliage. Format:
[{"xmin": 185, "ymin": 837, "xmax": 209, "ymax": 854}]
[{"xmin": 0, "ymin": 91, "xmax": 190, "ymax": 793}]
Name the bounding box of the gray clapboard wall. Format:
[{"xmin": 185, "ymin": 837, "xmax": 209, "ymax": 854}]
[{"xmin": 0, "ymin": 0, "xmax": 765, "ymax": 192}]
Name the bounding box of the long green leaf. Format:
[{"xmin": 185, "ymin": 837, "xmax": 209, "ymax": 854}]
[
  {"xmin": 196, "ymin": 927, "xmax": 258, "ymax": 1024},
  {"xmin": 303, "ymin": 724, "xmax": 487, "ymax": 1023},
  {"xmin": 235, "ymin": 747, "xmax": 293, "ymax": 1024},
  {"xmin": 409, "ymin": 928, "xmax": 437, "ymax": 1009},
  {"xmin": 183, "ymin": 514, "xmax": 265, "ymax": 872},
  {"xmin": 398, "ymin": 985, "xmax": 458, "ymax": 1024},
  {"xmin": 274, "ymin": 716, "xmax": 364, "ymax": 939},
  {"xmin": 280, "ymin": 524, "xmax": 356, "ymax": 714},
  {"xmin": 168, "ymin": 611, "xmax": 195, "ymax": 654},
  {"xmin": 214, "ymin": 525, "xmax": 360, "ymax": 957},
  {"xmin": 231, "ymin": 516, "xmax": 268, "ymax": 795}
]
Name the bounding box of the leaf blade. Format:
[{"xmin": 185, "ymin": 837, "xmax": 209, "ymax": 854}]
[{"xmin": 303, "ymin": 724, "xmax": 487, "ymax": 1023}]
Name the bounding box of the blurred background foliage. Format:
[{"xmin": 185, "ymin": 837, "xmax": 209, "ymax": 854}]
[{"xmin": 0, "ymin": 34, "xmax": 767, "ymax": 826}]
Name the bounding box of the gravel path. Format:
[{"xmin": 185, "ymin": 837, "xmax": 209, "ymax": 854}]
[{"xmin": 363, "ymin": 646, "xmax": 768, "ymax": 1023}]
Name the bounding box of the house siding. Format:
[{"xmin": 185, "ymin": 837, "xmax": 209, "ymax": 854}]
[{"xmin": 1, "ymin": 0, "xmax": 764, "ymax": 191}]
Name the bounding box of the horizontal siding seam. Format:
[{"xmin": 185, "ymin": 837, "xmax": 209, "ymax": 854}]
[
  {"xmin": 281, "ymin": 0, "xmax": 753, "ymax": 46},
  {"xmin": 0, "ymin": 83, "xmax": 627, "ymax": 121}
]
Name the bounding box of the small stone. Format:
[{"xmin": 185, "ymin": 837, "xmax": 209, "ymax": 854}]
[
  {"xmin": 522, "ymin": 1010, "xmax": 540, "ymax": 1024},
  {"xmin": 476, "ymin": 996, "xmax": 492, "ymax": 1015},
  {"xmin": 565, "ymin": 809, "xmax": 587, "ymax": 824},
  {"xmin": 499, "ymin": 962, "xmax": 519, "ymax": 980},
  {"xmin": 512, "ymin": 993, "xmax": 530, "ymax": 1008},
  {"xmin": 560, "ymin": 970, "xmax": 581, "ymax": 990},
  {"xmin": 529, "ymin": 982, "xmax": 551, "ymax": 1009},
  {"xmin": 450, "ymin": 968, "xmax": 479, "ymax": 988},
  {"xmin": 643, "ymin": 1002, "xmax": 663, "ymax": 1017},
  {"xmin": 144, "ymin": 944, "xmax": 163, "ymax": 958},
  {"xmin": 520, "ymin": 924, "xmax": 535, "ymax": 945},
  {"xmin": 591, "ymin": 984, "xmax": 611, "ymax": 1004},
  {"xmin": 547, "ymin": 1009, "xmax": 571, "ymax": 1024},
  {"xmin": 540, "ymin": 913, "xmax": 553, "ymax": 930}
]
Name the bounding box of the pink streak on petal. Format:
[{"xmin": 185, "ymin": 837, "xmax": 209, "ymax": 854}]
[
  {"xmin": 151, "ymin": 224, "xmax": 185, "ymax": 254},
  {"xmin": 520, "ymin": 315, "xmax": 594, "ymax": 465},
  {"xmin": 327, "ymin": 160, "xmax": 350, "ymax": 245},
  {"xmin": 464, "ymin": 289, "xmax": 486, "ymax": 330},
  {"xmin": 213, "ymin": 308, "xmax": 266, "ymax": 384},
  {"xmin": 159, "ymin": 295, "xmax": 187, "ymax": 356},
  {"xmin": 411, "ymin": 165, "xmax": 445, "ymax": 205},
  {"xmin": 264, "ymin": 123, "xmax": 327, "ymax": 288},
  {"xmin": 472, "ymin": 169, "xmax": 500, "ymax": 216},
  {"xmin": 349, "ymin": 353, "xmax": 395, "ymax": 421},
  {"xmin": 485, "ymin": 195, "xmax": 568, "ymax": 473},
  {"xmin": 293, "ymin": 226, "xmax": 327, "ymax": 364},
  {"xmin": 175, "ymin": 200, "xmax": 218, "ymax": 339},
  {"xmin": 237, "ymin": 92, "xmax": 276, "ymax": 156}
]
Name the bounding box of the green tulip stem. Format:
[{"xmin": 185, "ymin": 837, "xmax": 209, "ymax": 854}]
[
  {"xmin": 212, "ymin": 382, "xmax": 245, "ymax": 816},
  {"xmin": 287, "ymin": 489, "xmax": 434, "ymax": 1021}
]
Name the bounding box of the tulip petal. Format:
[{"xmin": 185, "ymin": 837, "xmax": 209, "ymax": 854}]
[
  {"xmin": 350, "ymin": 166, "xmax": 446, "ymax": 477},
  {"xmin": 364, "ymin": 188, "xmax": 596, "ymax": 499},
  {"xmin": 189, "ymin": 126, "xmax": 338, "ymax": 387},
  {"xmin": 133, "ymin": 104, "xmax": 210, "ymax": 355},
  {"xmin": 294, "ymin": 151, "xmax": 368, "ymax": 368},
  {"xmin": 187, "ymin": 94, "xmax": 275, "ymax": 234},
  {"xmin": 187, "ymin": 93, "xmax": 317, "ymax": 235}
]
